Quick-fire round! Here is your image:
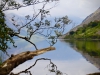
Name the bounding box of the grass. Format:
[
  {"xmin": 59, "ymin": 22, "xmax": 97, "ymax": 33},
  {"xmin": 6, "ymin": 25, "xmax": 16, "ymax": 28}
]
[{"xmin": 65, "ymin": 21, "xmax": 100, "ymax": 39}]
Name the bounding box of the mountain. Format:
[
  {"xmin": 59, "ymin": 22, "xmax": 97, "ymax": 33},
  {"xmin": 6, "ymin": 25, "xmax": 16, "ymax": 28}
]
[
  {"xmin": 71, "ymin": 7, "xmax": 100, "ymax": 32},
  {"xmin": 63, "ymin": 7, "xmax": 100, "ymax": 39},
  {"xmin": 82, "ymin": 7, "xmax": 100, "ymax": 24}
]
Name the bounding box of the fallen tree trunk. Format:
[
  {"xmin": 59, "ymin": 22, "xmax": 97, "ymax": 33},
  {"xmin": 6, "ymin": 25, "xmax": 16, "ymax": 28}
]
[{"xmin": 0, "ymin": 47, "xmax": 55, "ymax": 75}]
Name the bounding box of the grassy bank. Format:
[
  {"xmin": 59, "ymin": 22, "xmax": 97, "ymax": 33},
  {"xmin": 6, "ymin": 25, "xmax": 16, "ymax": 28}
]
[{"xmin": 65, "ymin": 21, "xmax": 100, "ymax": 39}]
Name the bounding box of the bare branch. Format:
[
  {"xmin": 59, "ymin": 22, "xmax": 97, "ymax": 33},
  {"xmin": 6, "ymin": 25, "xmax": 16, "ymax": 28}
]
[
  {"xmin": 1, "ymin": 1, "xmax": 7, "ymax": 10},
  {"xmin": 18, "ymin": 1, "xmax": 47, "ymax": 33},
  {"xmin": 2, "ymin": 0, "xmax": 45, "ymax": 11},
  {"xmin": 14, "ymin": 34, "xmax": 38, "ymax": 50}
]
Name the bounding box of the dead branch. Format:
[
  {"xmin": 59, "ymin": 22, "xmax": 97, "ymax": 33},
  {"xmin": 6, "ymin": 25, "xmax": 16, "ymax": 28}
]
[{"xmin": 0, "ymin": 46, "xmax": 55, "ymax": 75}]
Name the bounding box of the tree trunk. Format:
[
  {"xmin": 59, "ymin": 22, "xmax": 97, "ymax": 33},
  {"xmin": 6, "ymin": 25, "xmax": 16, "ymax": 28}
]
[{"xmin": 0, "ymin": 47, "xmax": 55, "ymax": 75}]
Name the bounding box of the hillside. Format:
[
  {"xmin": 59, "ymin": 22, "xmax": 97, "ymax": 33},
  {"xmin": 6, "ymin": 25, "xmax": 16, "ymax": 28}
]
[
  {"xmin": 64, "ymin": 7, "xmax": 100, "ymax": 39},
  {"xmin": 65, "ymin": 21, "xmax": 100, "ymax": 39},
  {"xmin": 70, "ymin": 7, "xmax": 100, "ymax": 32}
]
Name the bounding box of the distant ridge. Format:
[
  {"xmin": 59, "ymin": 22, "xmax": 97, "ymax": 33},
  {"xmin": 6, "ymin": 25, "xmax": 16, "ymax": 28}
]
[
  {"xmin": 68, "ymin": 7, "xmax": 100, "ymax": 33},
  {"xmin": 82, "ymin": 7, "xmax": 100, "ymax": 24},
  {"xmin": 59, "ymin": 7, "xmax": 100, "ymax": 39}
]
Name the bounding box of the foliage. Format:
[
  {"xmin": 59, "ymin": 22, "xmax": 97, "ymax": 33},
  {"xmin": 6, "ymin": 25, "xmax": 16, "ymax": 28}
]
[
  {"xmin": 69, "ymin": 31, "xmax": 75, "ymax": 35},
  {"xmin": 88, "ymin": 21, "xmax": 99, "ymax": 27},
  {"xmin": 0, "ymin": 10, "xmax": 16, "ymax": 52},
  {"xmin": 65, "ymin": 21, "xmax": 100, "ymax": 39}
]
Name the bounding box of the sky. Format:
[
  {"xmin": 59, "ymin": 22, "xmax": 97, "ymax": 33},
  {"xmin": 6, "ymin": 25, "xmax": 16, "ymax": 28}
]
[{"xmin": 5, "ymin": 0, "xmax": 100, "ymax": 33}]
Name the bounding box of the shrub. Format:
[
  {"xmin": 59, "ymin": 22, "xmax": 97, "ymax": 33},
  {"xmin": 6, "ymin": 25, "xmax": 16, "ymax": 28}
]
[{"xmin": 69, "ymin": 31, "xmax": 75, "ymax": 35}]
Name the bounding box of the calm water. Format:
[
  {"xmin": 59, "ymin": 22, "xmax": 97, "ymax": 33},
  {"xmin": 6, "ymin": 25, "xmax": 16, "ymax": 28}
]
[{"xmin": 0, "ymin": 38, "xmax": 100, "ymax": 75}]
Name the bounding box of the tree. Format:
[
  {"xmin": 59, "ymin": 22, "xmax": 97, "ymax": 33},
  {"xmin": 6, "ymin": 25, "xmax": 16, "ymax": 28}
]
[
  {"xmin": 69, "ymin": 31, "xmax": 75, "ymax": 35},
  {"xmin": 0, "ymin": 10, "xmax": 16, "ymax": 54},
  {"xmin": 0, "ymin": 0, "xmax": 71, "ymax": 75}
]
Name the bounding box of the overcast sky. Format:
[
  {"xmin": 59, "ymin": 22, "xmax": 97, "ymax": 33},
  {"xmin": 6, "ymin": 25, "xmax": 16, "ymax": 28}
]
[
  {"xmin": 5, "ymin": 0, "xmax": 100, "ymax": 32},
  {"xmin": 6, "ymin": 0, "xmax": 100, "ymax": 22}
]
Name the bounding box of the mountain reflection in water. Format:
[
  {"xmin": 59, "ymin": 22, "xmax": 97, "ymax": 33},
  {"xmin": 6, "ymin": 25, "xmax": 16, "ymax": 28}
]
[
  {"xmin": 65, "ymin": 40, "xmax": 100, "ymax": 70},
  {"xmin": 0, "ymin": 39, "xmax": 100, "ymax": 75}
]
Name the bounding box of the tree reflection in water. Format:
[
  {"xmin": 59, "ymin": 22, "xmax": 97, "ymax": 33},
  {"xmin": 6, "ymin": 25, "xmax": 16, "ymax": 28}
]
[{"xmin": 65, "ymin": 40, "xmax": 100, "ymax": 69}]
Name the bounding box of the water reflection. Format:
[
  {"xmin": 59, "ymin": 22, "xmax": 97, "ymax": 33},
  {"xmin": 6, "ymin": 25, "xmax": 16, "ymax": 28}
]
[
  {"xmin": 65, "ymin": 40, "xmax": 100, "ymax": 69},
  {"xmin": 1, "ymin": 39, "xmax": 100, "ymax": 75}
]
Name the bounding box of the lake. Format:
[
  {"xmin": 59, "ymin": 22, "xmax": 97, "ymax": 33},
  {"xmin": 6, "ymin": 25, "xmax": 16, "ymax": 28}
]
[{"xmin": 0, "ymin": 39, "xmax": 100, "ymax": 75}]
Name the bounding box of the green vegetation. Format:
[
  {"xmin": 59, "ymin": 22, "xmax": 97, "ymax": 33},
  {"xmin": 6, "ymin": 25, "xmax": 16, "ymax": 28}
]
[
  {"xmin": 66, "ymin": 40, "xmax": 100, "ymax": 57},
  {"xmin": 0, "ymin": 10, "xmax": 16, "ymax": 52},
  {"xmin": 65, "ymin": 21, "xmax": 100, "ymax": 39}
]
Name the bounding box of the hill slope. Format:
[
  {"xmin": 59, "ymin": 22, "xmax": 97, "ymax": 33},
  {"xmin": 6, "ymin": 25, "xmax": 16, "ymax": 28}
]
[
  {"xmin": 64, "ymin": 7, "xmax": 100, "ymax": 39},
  {"xmin": 70, "ymin": 7, "xmax": 100, "ymax": 32}
]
